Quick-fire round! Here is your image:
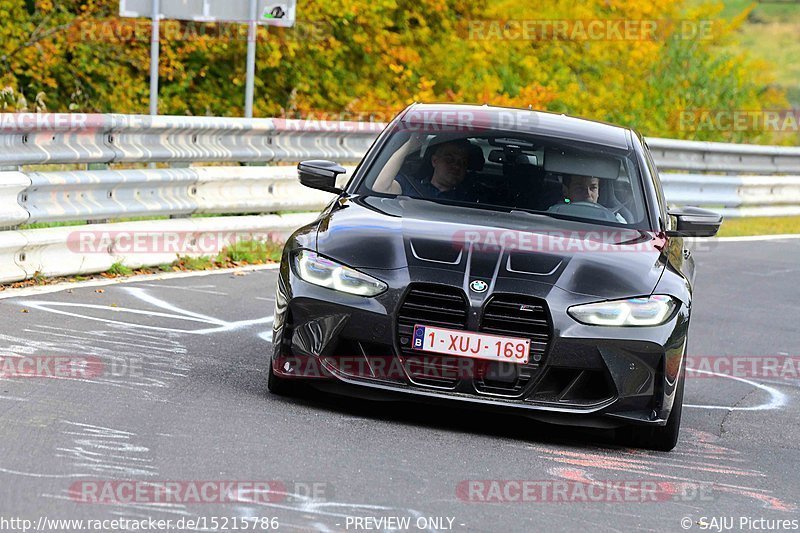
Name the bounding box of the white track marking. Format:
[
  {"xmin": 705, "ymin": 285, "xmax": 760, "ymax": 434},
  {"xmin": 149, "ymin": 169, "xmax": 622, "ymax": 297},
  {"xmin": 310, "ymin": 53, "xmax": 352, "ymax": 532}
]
[
  {"xmin": 123, "ymin": 288, "xmax": 229, "ymax": 325},
  {"xmin": 122, "ymin": 287, "xmax": 275, "ymax": 335},
  {"xmin": 18, "ymin": 288, "xmax": 274, "ymax": 336},
  {"xmin": 0, "ymin": 396, "xmax": 28, "ymax": 402},
  {"xmin": 40, "ymin": 492, "xmax": 192, "ymax": 517},
  {"xmin": 191, "ymin": 316, "xmax": 273, "ymax": 335},
  {"xmin": 685, "ymin": 368, "xmax": 788, "ymax": 411},
  {"xmin": 16, "ymin": 301, "xmax": 219, "ymax": 334},
  {"xmin": 25, "ymin": 327, "xmax": 184, "ymax": 353},
  {"xmin": 0, "ymin": 263, "xmax": 279, "ymax": 300},
  {"xmin": 137, "ymin": 283, "xmax": 228, "ymax": 295},
  {"xmin": 0, "ymin": 468, "xmax": 88, "ymax": 479},
  {"xmin": 740, "ymin": 267, "xmax": 800, "ymax": 277}
]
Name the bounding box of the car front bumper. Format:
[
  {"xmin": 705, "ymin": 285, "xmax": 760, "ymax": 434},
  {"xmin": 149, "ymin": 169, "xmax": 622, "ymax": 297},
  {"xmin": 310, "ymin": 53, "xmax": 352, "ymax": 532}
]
[{"xmin": 271, "ymin": 259, "xmax": 689, "ymax": 429}]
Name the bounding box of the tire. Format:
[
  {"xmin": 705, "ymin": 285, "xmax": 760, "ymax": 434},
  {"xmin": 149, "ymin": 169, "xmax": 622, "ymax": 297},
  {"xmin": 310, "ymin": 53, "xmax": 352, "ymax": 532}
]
[
  {"xmin": 616, "ymin": 366, "xmax": 685, "ymax": 452},
  {"xmin": 267, "ymin": 356, "xmax": 295, "ymax": 396},
  {"xmin": 267, "ymin": 311, "xmax": 302, "ymax": 397}
]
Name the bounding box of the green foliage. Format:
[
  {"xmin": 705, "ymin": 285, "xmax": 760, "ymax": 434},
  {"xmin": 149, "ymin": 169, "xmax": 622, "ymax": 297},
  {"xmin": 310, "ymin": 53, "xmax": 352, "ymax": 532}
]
[
  {"xmin": 177, "ymin": 255, "xmax": 213, "ymax": 270},
  {"xmin": 0, "ymin": 0, "xmax": 791, "ymax": 143},
  {"xmin": 108, "ymin": 261, "xmax": 133, "ymax": 276},
  {"xmin": 218, "ymin": 239, "xmax": 283, "ymax": 264}
]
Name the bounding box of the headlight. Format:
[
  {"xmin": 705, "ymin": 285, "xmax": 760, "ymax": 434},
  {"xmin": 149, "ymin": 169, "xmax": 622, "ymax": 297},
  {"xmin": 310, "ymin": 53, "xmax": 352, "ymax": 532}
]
[
  {"xmin": 568, "ymin": 295, "xmax": 677, "ymax": 326},
  {"xmin": 293, "ymin": 250, "xmax": 387, "ymax": 297}
]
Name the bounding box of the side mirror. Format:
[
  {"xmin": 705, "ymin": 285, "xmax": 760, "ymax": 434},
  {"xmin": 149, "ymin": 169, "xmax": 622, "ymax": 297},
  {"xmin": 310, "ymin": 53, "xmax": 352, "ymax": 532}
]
[
  {"xmin": 666, "ymin": 207, "xmax": 723, "ymax": 237},
  {"xmin": 298, "ymin": 160, "xmax": 346, "ymax": 194}
]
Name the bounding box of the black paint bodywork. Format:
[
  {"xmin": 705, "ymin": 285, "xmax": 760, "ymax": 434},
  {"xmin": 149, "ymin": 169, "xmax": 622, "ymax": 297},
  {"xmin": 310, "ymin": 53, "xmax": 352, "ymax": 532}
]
[{"xmin": 271, "ymin": 104, "xmax": 699, "ymax": 429}]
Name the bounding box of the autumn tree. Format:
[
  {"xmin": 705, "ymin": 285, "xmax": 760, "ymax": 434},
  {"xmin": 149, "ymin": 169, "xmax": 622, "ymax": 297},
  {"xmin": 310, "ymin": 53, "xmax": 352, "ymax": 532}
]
[{"xmin": 0, "ymin": 0, "xmax": 789, "ymax": 143}]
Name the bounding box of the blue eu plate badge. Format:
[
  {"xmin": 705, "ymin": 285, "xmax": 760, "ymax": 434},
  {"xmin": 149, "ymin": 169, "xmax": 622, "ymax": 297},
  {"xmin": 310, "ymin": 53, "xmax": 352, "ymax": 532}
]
[{"xmin": 413, "ymin": 325, "xmax": 426, "ymax": 349}]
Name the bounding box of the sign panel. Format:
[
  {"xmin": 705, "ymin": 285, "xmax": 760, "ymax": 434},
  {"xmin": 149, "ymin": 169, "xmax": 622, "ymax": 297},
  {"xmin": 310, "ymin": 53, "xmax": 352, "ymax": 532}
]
[
  {"xmin": 120, "ymin": 0, "xmax": 296, "ymax": 26},
  {"xmin": 259, "ymin": 2, "xmax": 296, "ymax": 27}
]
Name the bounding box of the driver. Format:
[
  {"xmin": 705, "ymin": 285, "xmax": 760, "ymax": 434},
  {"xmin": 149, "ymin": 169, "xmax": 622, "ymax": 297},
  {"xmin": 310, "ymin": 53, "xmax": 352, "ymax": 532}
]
[
  {"xmin": 563, "ymin": 174, "xmax": 627, "ymax": 223},
  {"xmin": 564, "ymin": 174, "xmax": 599, "ymax": 204}
]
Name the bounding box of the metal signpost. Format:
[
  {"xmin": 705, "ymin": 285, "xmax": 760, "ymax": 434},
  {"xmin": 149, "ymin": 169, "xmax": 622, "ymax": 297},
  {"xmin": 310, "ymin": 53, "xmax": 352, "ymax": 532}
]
[
  {"xmin": 148, "ymin": 0, "xmax": 160, "ymax": 116},
  {"xmin": 120, "ymin": 0, "xmax": 297, "ymax": 117}
]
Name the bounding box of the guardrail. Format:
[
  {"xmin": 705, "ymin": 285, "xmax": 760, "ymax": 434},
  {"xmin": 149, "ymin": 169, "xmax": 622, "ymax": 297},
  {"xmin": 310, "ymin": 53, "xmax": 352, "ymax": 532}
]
[
  {"xmin": 4, "ymin": 166, "xmax": 334, "ymax": 227},
  {"xmin": 0, "ymin": 114, "xmax": 382, "ymax": 165},
  {"xmin": 648, "ymin": 137, "xmax": 800, "ymax": 218},
  {"xmin": 0, "ymin": 113, "xmax": 798, "ymax": 283}
]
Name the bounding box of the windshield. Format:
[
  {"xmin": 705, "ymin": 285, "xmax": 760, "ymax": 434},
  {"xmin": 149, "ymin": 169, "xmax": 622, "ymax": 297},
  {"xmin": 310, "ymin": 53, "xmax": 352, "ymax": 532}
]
[{"xmin": 357, "ymin": 125, "xmax": 649, "ymax": 229}]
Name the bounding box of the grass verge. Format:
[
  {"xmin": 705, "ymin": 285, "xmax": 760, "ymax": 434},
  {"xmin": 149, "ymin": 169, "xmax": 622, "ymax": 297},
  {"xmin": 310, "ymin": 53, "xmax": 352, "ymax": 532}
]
[
  {"xmin": 0, "ymin": 239, "xmax": 284, "ymax": 290},
  {"xmin": 717, "ymin": 216, "xmax": 800, "ymax": 237}
]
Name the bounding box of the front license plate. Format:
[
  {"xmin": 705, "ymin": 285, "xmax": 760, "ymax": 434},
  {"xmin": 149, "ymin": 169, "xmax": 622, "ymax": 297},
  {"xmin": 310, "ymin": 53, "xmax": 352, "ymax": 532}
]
[{"xmin": 412, "ymin": 325, "xmax": 530, "ymax": 364}]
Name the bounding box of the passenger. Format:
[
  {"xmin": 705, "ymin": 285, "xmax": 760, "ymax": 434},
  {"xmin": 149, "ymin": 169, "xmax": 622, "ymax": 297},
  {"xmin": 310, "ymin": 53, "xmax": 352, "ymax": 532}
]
[{"xmin": 374, "ymin": 137, "xmax": 476, "ymax": 201}]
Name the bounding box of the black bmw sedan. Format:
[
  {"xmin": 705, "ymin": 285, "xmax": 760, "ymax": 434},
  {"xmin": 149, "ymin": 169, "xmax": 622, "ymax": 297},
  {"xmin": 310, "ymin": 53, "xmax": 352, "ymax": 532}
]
[{"xmin": 268, "ymin": 103, "xmax": 722, "ymax": 451}]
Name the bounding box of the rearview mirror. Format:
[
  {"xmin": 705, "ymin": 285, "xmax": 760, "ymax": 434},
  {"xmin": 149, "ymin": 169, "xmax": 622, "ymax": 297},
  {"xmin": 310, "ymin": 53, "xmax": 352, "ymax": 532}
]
[
  {"xmin": 666, "ymin": 207, "xmax": 723, "ymax": 237},
  {"xmin": 298, "ymin": 160, "xmax": 346, "ymax": 194}
]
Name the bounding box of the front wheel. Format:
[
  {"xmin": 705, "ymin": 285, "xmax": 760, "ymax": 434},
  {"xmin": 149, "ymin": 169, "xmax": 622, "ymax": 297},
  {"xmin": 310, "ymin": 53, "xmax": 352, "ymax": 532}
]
[
  {"xmin": 267, "ymin": 357, "xmax": 295, "ymax": 396},
  {"xmin": 615, "ymin": 367, "xmax": 685, "ymax": 451}
]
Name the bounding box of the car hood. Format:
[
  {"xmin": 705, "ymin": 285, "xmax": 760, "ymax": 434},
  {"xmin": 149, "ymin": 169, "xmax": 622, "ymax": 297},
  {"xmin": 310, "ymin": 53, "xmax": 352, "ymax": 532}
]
[{"xmin": 315, "ymin": 196, "xmax": 668, "ymax": 299}]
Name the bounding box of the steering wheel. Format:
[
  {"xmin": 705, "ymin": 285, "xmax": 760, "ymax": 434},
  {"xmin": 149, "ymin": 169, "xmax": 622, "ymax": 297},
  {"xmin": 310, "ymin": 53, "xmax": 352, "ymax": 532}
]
[{"xmin": 551, "ymin": 201, "xmax": 621, "ymax": 223}]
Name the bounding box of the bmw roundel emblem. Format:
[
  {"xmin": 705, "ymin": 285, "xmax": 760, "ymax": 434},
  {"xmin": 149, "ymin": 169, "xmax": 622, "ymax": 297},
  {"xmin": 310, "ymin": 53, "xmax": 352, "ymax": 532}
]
[{"xmin": 470, "ymin": 280, "xmax": 488, "ymax": 293}]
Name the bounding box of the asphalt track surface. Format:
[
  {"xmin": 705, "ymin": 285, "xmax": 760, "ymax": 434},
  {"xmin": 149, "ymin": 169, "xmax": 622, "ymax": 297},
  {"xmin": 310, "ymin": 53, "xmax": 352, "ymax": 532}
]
[{"xmin": 0, "ymin": 238, "xmax": 798, "ymax": 532}]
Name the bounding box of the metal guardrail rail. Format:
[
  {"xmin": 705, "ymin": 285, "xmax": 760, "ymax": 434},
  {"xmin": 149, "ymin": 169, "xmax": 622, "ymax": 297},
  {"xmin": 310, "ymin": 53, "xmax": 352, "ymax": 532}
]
[
  {"xmin": 647, "ymin": 137, "xmax": 800, "ymax": 218},
  {"xmin": 0, "ymin": 113, "xmax": 798, "ymax": 283},
  {"xmin": 0, "ymin": 114, "xmax": 383, "ymax": 165},
  {"xmin": 4, "ymin": 166, "xmax": 335, "ymax": 227}
]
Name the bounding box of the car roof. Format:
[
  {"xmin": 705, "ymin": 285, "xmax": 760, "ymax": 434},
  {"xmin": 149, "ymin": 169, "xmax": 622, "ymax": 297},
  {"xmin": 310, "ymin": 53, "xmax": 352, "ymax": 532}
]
[{"xmin": 401, "ymin": 103, "xmax": 631, "ymax": 150}]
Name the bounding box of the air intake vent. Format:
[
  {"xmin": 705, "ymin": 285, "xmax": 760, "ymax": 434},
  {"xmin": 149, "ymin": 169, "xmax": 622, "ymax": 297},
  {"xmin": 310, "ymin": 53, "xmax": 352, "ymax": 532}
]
[
  {"xmin": 397, "ymin": 284, "xmax": 468, "ymax": 388},
  {"xmin": 527, "ymin": 367, "xmax": 615, "ymax": 405},
  {"xmin": 475, "ymin": 294, "xmax": 552, "ymax": 396}
]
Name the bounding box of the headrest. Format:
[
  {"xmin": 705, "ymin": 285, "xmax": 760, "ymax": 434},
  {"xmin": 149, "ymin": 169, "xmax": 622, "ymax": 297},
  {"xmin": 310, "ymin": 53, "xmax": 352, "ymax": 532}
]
[{"xmin": 466, "ymin": 143, "xmax": 485, "ymax": 171}]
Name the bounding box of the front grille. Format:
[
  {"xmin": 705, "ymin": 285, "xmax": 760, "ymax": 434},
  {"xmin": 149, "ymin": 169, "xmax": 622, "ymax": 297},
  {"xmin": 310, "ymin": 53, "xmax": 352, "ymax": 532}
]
[
  {"xmin": 397, "ymin": 284, "xmax": 468, "ymax": 388},
  {"xmin": 476, "ymin": 294, "xmax": 552, "ymax": 395}
]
